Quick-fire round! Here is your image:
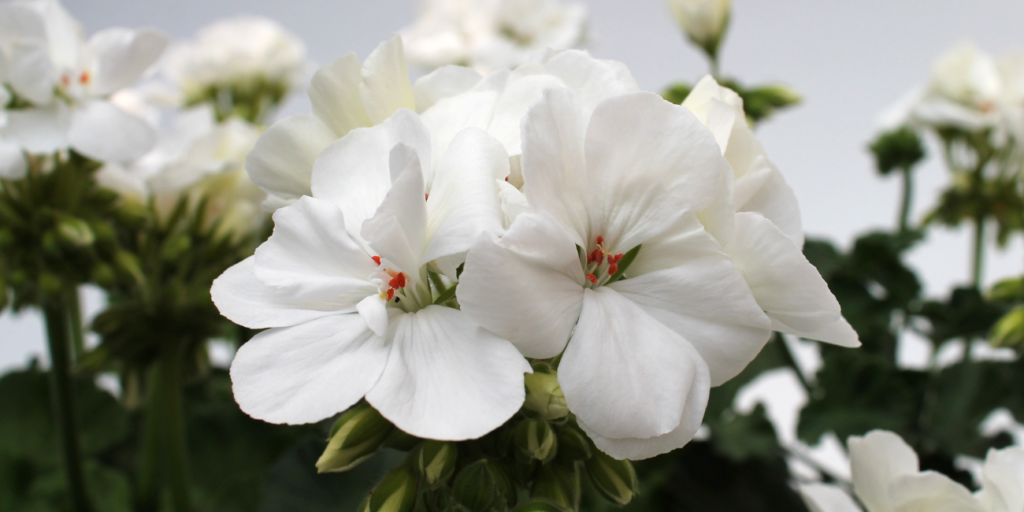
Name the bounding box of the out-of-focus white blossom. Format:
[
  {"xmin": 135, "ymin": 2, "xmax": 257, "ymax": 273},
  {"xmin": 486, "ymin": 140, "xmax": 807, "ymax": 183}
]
[
  {"xmin": 799, "ymin": 430, "xmax": 1024, "ymax": 512},
  {"xmin": 401, "ymin": 0, "xmax": 588, "ymax": 72},
  {"xmin": 162, "ymin": 16, "xmax": 309, "ymax": 104},
  {"xmin": 666, "ymin": 0, "xmax": 731, "ymax": 58},
  {"xmin": 0, "ymin": 0, "xmax": 168, "ymax": 175}
]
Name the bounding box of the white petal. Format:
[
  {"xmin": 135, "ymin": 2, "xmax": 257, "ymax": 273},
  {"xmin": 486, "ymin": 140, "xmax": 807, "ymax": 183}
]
[
  {"xmin": 4, "ymin": 104, "xmax": 69, "ymax": 154},
  {"xmin": 520, "ymin": 88, "xmax": 589, "ymax": 247},
  {"xmin": 254, "ymin": 196, "xmax": 377, "ymax": 303},
  {"xmin": 576, "ymin": 349, "xmax": 709, "ymax": 460},
  {"xmin": 798, "ymin": 484, "xmax": 864, "ymax": 512},
  {"xmin": 980, "ymin": 446, "xmax": 1024, "ymax": 512},
  {"xmin": 361, "ymin": 144, "xmax": 428, "ymax": 275},
  {"xmin": 412, "ymin": 65, "xmax": 483, "ymax": 112},
  {"xmin": 312, "ymin": 109, "xmax": 431, "ymax": 238},
  {"xmin": 421, "ymin": 128, "xmax": 508, "ymax": 265},
  {"xmin": 357, "ymin": 295, "xmax": 389, "ymax": 338},
  {"xmin": 888, "ymin": 472, "xmax": 982, "ymax": 512},
  {"xmin": 735, "ymin": 163, "xmax": 804, "ymax": 248},
  {"xmin": 849, "ymin": 430, "xmax": 921, "ymax": 512},
  {"xmin": 611, "ymin": 222, "xmax": 773, "ymax": 386},
  {"xmin": 559, "ymin": 287, "xmax": 709, "ymax": 440},
  {"xmin": 725, "ymin": 212, "xmax": 860, "ymax": 347},
  {"xmin": 366, "ymin": 306, "xmax": 530, "ymax": 441},
  {"xmin": 540, "ymin": 50, "xmax": 641, "ymax": 113},
  {"xmin": 230, "ymin": 314, "xmax": 389, "ymax": 425},
  {"xmin": 309, "ymin": 53, "xmax": 372, "ymax": 136},
  {"xmin": 497, "ymin": 180, "xmax": 529, "ymax": 228},
  {"xmin": 584, "ymin": 92, "xmax": 728, "ymax": 253},
  {"xmin": 459, "ymin": 212, "xmax": 586, "ymax": 359},
  {"xmin": 212, "ymin": 257, "xmax": 354, "ymax": 329},
  {"xmin": 682, "ymin": 75, "xmax": 744, "ymax": 127},
  {"xmin": 7, "ymin": 40, "xmax": 57, "ymax": 105},
  {"xmin": 88, "ymin": 27, "xmax": 170, "ymax": 96},
  {"xmin": 359, "ymin": 35, "xmax": 416, "ymax": 125},
  {"xmin": 484, "ymin": 73, "xmax": 567, "ymax": 154},
  {"xmin": 247, "ymin": 113, "xmax": 336, "ymax": 209},
  {"xmin": 419, "ymin": 75, "xmax": 502, "ymax": 171},
  {"xmin": 0, "ymin": 137, "xmax": 26, "ymax": 179},
  {"xmin": 68, "ymin": 101, "xmax": 156, "ymax": 162}
]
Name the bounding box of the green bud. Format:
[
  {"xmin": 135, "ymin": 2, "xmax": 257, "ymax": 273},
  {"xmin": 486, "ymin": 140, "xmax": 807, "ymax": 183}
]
[
  {"xmin": 555, "ymin": 427, "xmax": 591, "ymax": 462},
  {"xmin": 39, "ymin": 271, "xmax": 62, "ymax": 298},
  {"xmin": 417, "ymin": 440, "xmax": 457, "ymax": 487},
  {"xmin": 870, "ymin": 127, "xmax": 926, "ymax": 176},
  {"xmin": 316, "ymin": 403, "xmax": 394, "ymax": 473},
  {"xmin": 662, "ymin": 82, "xmax": 692, "ymax": 106},
  {"xmin": 989, "ymin": 277, "xmax": 1024, "ymax": 302},
  {"xmin": 161, "ymin": 233, "xmax": 192, "ymax": 262},
  {"xmin": 514, "ymin": 418, "xmax": 558, "ymax": 463},
  {"xmin": 90, "ymin": 263, "xmax": 117, "ymax": 289},
  {"xmin": 531, "ymin": 464, "xmax": 579, "ymax": 510},
  {"xmin": 452, "ymin": 459, "xmax": 515, "ymax": 512},
  {"xmin": 113, "ymin": 250, "xmax": 145, "ymax": 285},
  {"xmin": 89, "ymin": 221, "xmax": 117, "ymax": 247},
  {"xmin": 358, "ymin": 497, "xmax": 370, "ymax": 512},
  {"xmin": 584, "ymin": 450, "xmax": 638, "ymax": 506},
  {"xmin": 523, "ymin": 371, "xmax": 568, "ymax": 421},
  {"xmin": 366, "ymin": 468, "xmax": 417, "ymax": 512},
  {"xmin": 991, "ymin": 306, "xmax": 1024, "ymax": 349},
  {"xmin": 57, "ymin": 217, "xmax": 95, "ymax": 247},
  {"xmin": 512, "ymin": 499, "xmax": 572, "ymax": 512},
  {"xmin": 383, "ymin": 428, "xmax": 420, "ymax": 451}
]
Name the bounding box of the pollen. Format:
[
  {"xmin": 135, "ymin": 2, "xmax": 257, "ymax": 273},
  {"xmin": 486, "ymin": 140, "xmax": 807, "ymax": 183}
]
[
  {"xmin": 372, "ymin": 255, "xmax": 382, "ymax": 266},
  {"xmin": 586, "ymin": 274, "xmax": 599, "ymax": 285},
  {"xmin": 79, "ymin": 71, "xmax": 91, "ymax": 84}
]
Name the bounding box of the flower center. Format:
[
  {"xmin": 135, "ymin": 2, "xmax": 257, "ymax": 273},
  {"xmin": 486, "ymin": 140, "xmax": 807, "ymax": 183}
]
[
  {"xmin": 369, "ymin": 255, "xmax": 410, "ymax": 304},
  {"xmin": 582, "ymin": 236, "xmax": 625, "ymax": 288}
]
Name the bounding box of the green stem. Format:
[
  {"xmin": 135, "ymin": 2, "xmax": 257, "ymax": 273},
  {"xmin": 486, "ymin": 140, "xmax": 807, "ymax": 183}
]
[
  {"xmin": 709, "ymin": 54, "xmax": 721, "ymax": 79},
  {"xmin": 137, "ymin": 343, "xmax": 193, "ymax": 512},
  {"xmin": 898, "ymin": 167, "xmax": 914, "ymax": 234},
  {"xmin": 65, "ymin": 286, "xmax": 85, "ymax": 361},
  {"xmin": 972, "ymin": 214, "xmax": 986, "ymax": 289},
  {"xmin": 43, "ymin": 296, "xmax": 92, "ymax": 512}
]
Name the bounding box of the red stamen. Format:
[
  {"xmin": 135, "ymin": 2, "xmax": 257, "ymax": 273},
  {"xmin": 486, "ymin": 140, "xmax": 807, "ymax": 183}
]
[
  {"xmin": 79, "ymin": 71, "xmax": 90, "ymax": 84},
  {"xmin": 587, "ymin": 249, "xmax": 601, "ymax": 264},
  {"xmin": 596, "ymin": 236, "xmax": 604, "ymax": 246},
  {"xmin": 60, "ymin": 74, "xmax": 70, "ymax": 86},
  {"xmin": 608, "ymin": 264, "xmax": 618, "ymax": 275},
  {"xmin": 387, "ymin": 289, "xmax": 395, "ymax": 301},
  {"xmin": 389, "ymin": 273, "xmax": 406, "ymax": 289},
  {"xmin": 586, "ymin": 273, "xmax": 599, "ymax": 285},
  {"xmin": 372, "ymin": 256, "xmax": 382, "ymax": 266},
  {"xmin": 608, "ymin": 253, "xmax": 623, "ymax": 265},
  {"xmin": 425, "ymin": 193, "xmax": 430, "ymax": 200}
]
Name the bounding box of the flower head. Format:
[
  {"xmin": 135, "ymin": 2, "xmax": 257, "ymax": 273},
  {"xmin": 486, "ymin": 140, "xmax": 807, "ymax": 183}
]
[{"xmin": 666, "ymin": 0, "xmax": 731, "ymax": 59}]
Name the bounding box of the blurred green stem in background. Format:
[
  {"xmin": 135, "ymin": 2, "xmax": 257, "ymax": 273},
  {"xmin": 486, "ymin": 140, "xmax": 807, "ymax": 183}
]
[
  {"xmin": 899, "ymin": 167, "xmax": 914, "ymax": 235},
  {"xmin": 43, "ymin": 287, "xmax": 92, "ymax": 512},
  {"xmin": 66, "ymin": 286, "xmax": 85, "ymax": 362},
  {"xmin": 972, "ymin": 213, "xmax": 986, "ymax": 289},
  {"xmin": 138, "ymin": 342, "xmax": 194, "ymax": 512}
]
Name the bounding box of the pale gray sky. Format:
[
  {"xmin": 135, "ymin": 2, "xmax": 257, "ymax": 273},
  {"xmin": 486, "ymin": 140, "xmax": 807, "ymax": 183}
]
[{"xmin": 3, "ymin": 0, "xmax": 1024, "ymax": 371}]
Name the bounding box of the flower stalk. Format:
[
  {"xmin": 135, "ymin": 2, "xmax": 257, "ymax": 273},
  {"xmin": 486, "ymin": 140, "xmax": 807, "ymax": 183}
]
[{"xmin": 137, "ymin": 342, "xmax": 193, "ymax": 512}]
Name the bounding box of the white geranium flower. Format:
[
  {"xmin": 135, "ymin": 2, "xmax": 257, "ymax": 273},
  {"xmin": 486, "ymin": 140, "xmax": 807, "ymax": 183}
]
[
  {"xmin": 665, "ymin": 0, "xmax": 731, "ymax": 57},
  {"xmin": 0, "ymin": 0, "xmax": 168, "ymax": 171},
  {"xmin": 162, "ymin": 16, "xmax": 309, "ymax": 102},
  {"xmin": 401, "ymin": 0, "xmax": 587, "ymax": 73},
  {"xmin": 212, "ymin": 109, "xmax": 530, "ymax": 440},
  {"xmin": 459, "ymin": 89, "xmax": 775, "ymax": 460},
  {"xmin": 800, "ymin": 430, "xmax": 1024, "ymax": 512},
  {"xmin": 682, "ymin": 75, "xmax": 860, "ymax": 347}
]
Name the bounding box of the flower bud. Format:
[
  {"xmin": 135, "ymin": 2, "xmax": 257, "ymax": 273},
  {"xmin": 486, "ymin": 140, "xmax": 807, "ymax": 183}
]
[
  {"xmin": 513, "ymin": 499, "xmax": 572, "ymax": 512},
  {"xmin": 555, "ymin": 427, "xmax": 592, "ymax": 462},
  {"xmin": 584, "ymin": 450, "xmax": 639, "ymax": 506},
  {"xmin": 383, "ymin": 428, "xmax": 420, "ymax": 451},
  {"xmin": 666, "ymin": 0, "xmax": 731, "ymax": 59},
  {"xmin": 161, "ymin": 233, "xmax": 192, "ymax": 262},
  {"xmin": 452, "ymin": 459, "xmax": 515, "ymax": 512},
  {"xmin": 57, "ymin": 217, "xmax": 95, "ymax": 248},
  {"xmin": 531, "ymin": 464, "xmax": 580, "ymax": 510},
  {"xmin": 90, "ymin": 263, "xmax": 118, "ymax": 289},
  {"xmin": 365, "ymin": 468, "xmax": 417, "ymax": 512},
  {"xmin": 113, "ymin": 250, "xmax": 145, "ymax": 286},
  {"xmin": 523, "ymin": 371, "xmax": 568, "ymax": 421},
  {"xmin": 870, "ymin": 127, "xmax": 926, "ymax": 176},
  {"xmin": 989, "ymin": 277, "xmax": 1024, "ymax": 302},
  {"xmin": 316, "ymin": 403, "xmax": 394, "ymax": 473},
  {"xmin": 991, "ymin": 306, "xmax": 1024, "ymax": 349},
  {"xmin": 89, "ymin": 221, "xmax": 117, "ymax": 247},
  {"xmin": 416, "ymin": 440, "xmax": 457, "ymax": 487},
  {"xmin": 514, "ymin": 418, "xmax": 558, "ymax": 463}
]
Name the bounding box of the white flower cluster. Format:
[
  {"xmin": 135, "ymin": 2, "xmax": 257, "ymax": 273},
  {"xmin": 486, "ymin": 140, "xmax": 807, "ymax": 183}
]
[
  {"xmin": 400, "ymin": 0, "xmax": 588, "ymax": 72},
  {"xmin": 800, "ymin": 430, "xmax": 1024, "ymax": 512},
  {"xmin": 0, "ymin": 0, "xmax": 168, "ymax": 178},
  {"xmin": 212, "ymin": 37, "xmax": 859, "ymax": 458}
]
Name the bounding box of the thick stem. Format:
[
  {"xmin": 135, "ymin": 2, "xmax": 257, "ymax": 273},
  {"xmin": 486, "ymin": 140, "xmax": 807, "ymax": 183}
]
[
  {"xmin": 137, "ymin": 343, "xmax": 193, "ymax": 512},
  {"xmin": 972, "ymin": 214, "xmax": 986, "ymax": 289},
  {"xmin": 709, "ymin": 54, "xmax": 721, "ymax": 79},
  {"xmin": 43, "ymin": 297, "xmax": 92, "ymax": 512},
  {"xmin": 898, "ymin": 167, "xmax": 914, "ymax": 234},
  {"xmin": 65, "ymin": 286, "xmax": 85, "ymax": 361}
]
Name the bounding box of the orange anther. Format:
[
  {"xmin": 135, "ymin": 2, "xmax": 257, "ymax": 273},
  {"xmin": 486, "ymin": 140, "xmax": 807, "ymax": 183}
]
[
  {"xmin": 79, "ymin": 71, "xmax": 90, "ymax": 84},
  {"xmin": 372, "ymin": 256, "xmax": 382, "ymax": 266},
  {"xmin": 387, "ymin": 289, "xmax": 395, "ymax": 301},
  {"xmin": 608, "ymin": 264, "xmax": 618, "ymax": 275},
  {"xmin": 586, "ymin": 274, "xmax": 599, "ymax": 285}
]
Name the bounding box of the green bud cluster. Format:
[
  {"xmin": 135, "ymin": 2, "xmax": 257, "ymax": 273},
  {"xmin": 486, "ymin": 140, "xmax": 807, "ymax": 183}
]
[
  {"xmin": 870, "ymin": 127, "xmax": 927, "ymax": 176},
  {"xmin": 343, "ymin": 364, "xmax": 639, "ymax": 512}
]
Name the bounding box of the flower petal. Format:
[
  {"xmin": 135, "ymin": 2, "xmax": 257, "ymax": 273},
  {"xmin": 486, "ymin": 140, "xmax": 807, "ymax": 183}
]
[
  {"xmin": 584, "ymin": 92, "xmax": 727, "ymax": 253},
  {"xmin": 611, "ymin": 221, "xmax": 773, "ymax": 386},
  {"xmin": 798, "ymin": 484, "xmax": 864, "ymax": 512},
  {"xmin": 366, "ymin": 306, "xmax": 531, "ymax": 441},
  {"xmin": 361, "ymin": 144, "xmax": 428, "ymax": 275},
  {"xmin": 980, "ymin": 446, "xmax": 1024, "ymax": 512},
  {"xmin": 540, "ymin": 50, "xmax": 641, "ymax": 114},
  {"xmin": 254, "ymin": 196, "xmax": 377, "ymax": 303},
  {"xmin": 0, "ymin": 137, "xmax": 26, "ymax": 179},
  {"xmin": 88, "ymin": 27, "xmax": 170, "ymax": 96},
  {"xmin": 559, "ymin": 287, "xmax": 708, "ymax": 440},
  {"xmin": 412, "ymin": 65, "xmax": 483, "ymax": 112},
  {"xmin": 357, "ymin": 295, "xmax": 389, "ymax": 338},
  {"xmin": 459, "ymin": 212, "xmax": 586, "ymax": 359},
  {"xmin": 68, "ymin": 100, "xmax": 156, "ymax": 162},
  {"xmin": 421, "ymin": 128, "xmax": 509, "ymax": 266},
  {"xmin": 246, "ymin": 113, "xmax": 337, "ymax": 209},
  {"xmin": 6, "ymin": 39, "xmax": 56, "ymax": 105},
  {"xmin": 725, "ymin": 212, "xmax": 859, "ymax": 347},
  {"xmin": 4, "ymin": 103, "xmax": 69, "ymax": 154},
  {"xmin": 230, "ymin": 313, "xmax": 389, "ymax": 425},
  {"xmin": 309, "ymin": 53, "xmax": 372, "ymax": 136},
  {"xmin": 520, "ymin": 88, "xmax": 589, "ymax": 247},
  {"xmin": 888, "ymin": 472, "xmax": 983, "ymax": 511},
  {"xmin": 212, "ymin": 257, "xmax": 354, "ymax": 329},
  {"xmin": 359, "ymin": 35, "xmax": 416, "ymax": 125},
  {"xmin": 849, "ymin": 430, "xmax": 921, "ymax": 512},
  {"xmin": 735, "ymin": 163, "xmax": 804, "ymax": 248}
]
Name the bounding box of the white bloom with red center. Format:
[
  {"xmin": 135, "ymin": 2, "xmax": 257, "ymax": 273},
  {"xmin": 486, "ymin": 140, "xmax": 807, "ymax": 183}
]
[
  {"xmin": 212, "ymin": 109, "xmax": 530, "ymax": 440},
  {"xmin": 799, "ymin": 430, "xmax": 1024, "ymax": 512},
  {"xmin": 458, "ymin": 89, "xmax": 775, "ymax": 460},
  {"xmin": 0, "ymin": 0, "xmax": 168, "ymax": 173},
  {"xmin": 400, "ymin": 0, "xmax": 587, "ymax": 73},
  {"xmin": 683, "ymin": 75, "xmax": 860, "ymax": 348},
  {"xmin": 246, "ymin": 36, "xmax": 484, "ymax": 210}
]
